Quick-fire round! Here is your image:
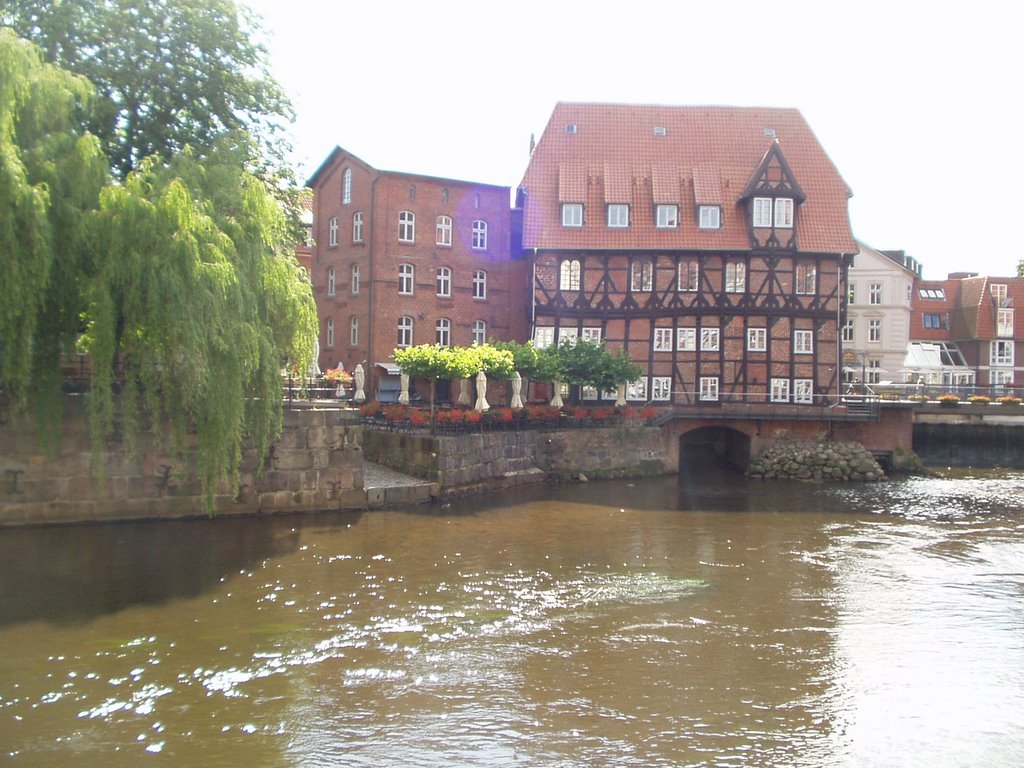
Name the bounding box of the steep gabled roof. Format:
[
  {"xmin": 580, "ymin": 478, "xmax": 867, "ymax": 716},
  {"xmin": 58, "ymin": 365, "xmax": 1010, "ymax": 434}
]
[{"xmin": 520, "ymin": 102, "xmax": 856, "ymax": 254}]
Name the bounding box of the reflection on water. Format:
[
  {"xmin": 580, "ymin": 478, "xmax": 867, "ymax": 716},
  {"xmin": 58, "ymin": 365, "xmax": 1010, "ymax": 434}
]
[{"xmin": 0, "ymin": 469, "xmax": 1021, "ymax": 767}]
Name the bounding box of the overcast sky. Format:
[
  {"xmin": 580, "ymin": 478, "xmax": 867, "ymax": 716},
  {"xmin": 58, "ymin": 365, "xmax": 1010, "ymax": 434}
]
[{"xmin": 244, "ymin": 0, "xmax": 1022, "ymax": 281}]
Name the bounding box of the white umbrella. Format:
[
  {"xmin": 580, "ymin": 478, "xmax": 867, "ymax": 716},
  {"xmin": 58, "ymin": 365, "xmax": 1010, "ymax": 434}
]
[
  {"xmin": 474, "ymin": 370, "xmax": 490, "ymax": 411},
  {"xmin": 510, "ymin": 371, "xmax": 524, "ymax": 409},
  {"xmin": 353, "ymin": 364, "xmax": 366, "ymax": 403},
  {"xmin": 398, "ymin": 373, "xmax": 410, "ymax": 405},
  {"xmin": 458, "ymin": 378, "xmax": 472, "ymax": 406},
  {"xmin": 615, "ymin": 383, "xmax": 627, "ymax": 407},
  {"xmin": 550, "ymin": 381, "xmax": 564, "ymax": 408}
]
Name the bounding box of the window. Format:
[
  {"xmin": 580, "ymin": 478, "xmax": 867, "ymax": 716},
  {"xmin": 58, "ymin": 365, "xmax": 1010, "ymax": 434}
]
[
  {"xmin": 626, "ymin": 377, "xmax": 647, "ymax": 401},
  {"xmin": 652, "ymin": 376, "xmax": 672, "ymax": 401},
  {"xmin": 442, "ymin": 188, "xmax": 449, "ymax": 204},
  {"xmin": 325, "ymin": 317, "xmax": 334, "ymax": 348},
  {"xmin": 796, "ymin": 263, "xmax": 816, "ymax": 295},
  {"xmin": 408, "ymin": 184, "xmax": 416, "ymax": 201},
  {"xmin": 794, "ymin": 379, "xmax": 814, "ymax": 404},
  {"xmin": 436, "ymin": 215, "xmax": 452, "ymax": 246},
  {"xmin": 701, "ymin": 327, "xmax": 720, "ymax": 351},
  {"xmin": 350, "ymin": 316, "xmax": 359, "ymax": 346},
  {"xmin": 472, "ymin": 270, "xmax": 487, "ymax": 299},
  {"xmin": 991, "ymin": 369, "xmax": 1014, "ymax": 386},
  {"xmin": 922, "ymin": 313, "xmax": 944, "ymax": 329},
  {"xmin": 472, "ymin": 320, "xmax": 486, "ymax": 345},
  {"xmin": 534, "ymin": 327, "xmax": 554, "ymax": 349},
  {"xmin": 794, "ymin": 330, "xmax": 813, "ymax": 354},
  {"xmin": 991, "ymin": 340, "xmax": 1014, "ymax": 366},
  {"xmin": 868, "ymin": 318, "xmax": 881, "ymax": 342},
  {"xmin": 580, "ymin": 327, "xmax": 602, "ymax": 342},
  {"xmin": 771, "ymin": 378, "xmax": 790, "ymax": 402},
  {"xmin": 866, "ymin": 360, "xmax": 882, "ymax": 384},
  {"xmin": 607, "ymin": 204, "xmax": 629, "ymax": 228},
  {"xmin": 398, "ymin": 263, "xmax": 414, "ymax": 295},
  {"xmin": 328, "ymin": 216, "xmax": 339, "ymax": 247},
  {"xmin": 557, "ymin": 327, "xmax": 578, "ymax": 345},
  {"xmin": 700, "ymin": 377, "xmax": 719, "ymax": 401},
  {"xmin": 753, "ymin": 197, "xmax": 793, "ymax": 228},
  {"xmin": 842, "ymin": 319, "xmax": 854, "ymax": 342},
  {"xmin": 342, "ymin": 168, "xmax": 352, "ymax": 204},
  {"xmin": 725, "ymin": 261, "xmax": 746, "ymax": 293},
  {"xmin": 631, "ymin": 258, "xmax": 653, "ymax": 292},
  {"xmin": 436, "ymin": 318, "xmax": 451, "ymax": 347},
  {"xmin": 436, "ymin": 267, "xmax": 451, "ymax": 297},
  {"xmin": 562, "ymin": 203, "xmax": 583, "ymax": 227},
  {"xmin": 474, "ymin": 193, "xmax": 481, "ymax": 209},
  {"xmin": 653, "ymin": 328, "xmax": 673, "ymax": 352},
  {"xmin": 991, "ymin": 284, "xmax": 1008, "ymax": 303},
  {"xmin": 848, "ymin": 283, "xmax": 856, "ymax": 305},
  {"xmin": 397, "ymin": 316, "xmax": 413, "ymax": 347},
  {"xmin": 869, "ymin": 283, "xmax": 882, "ymax": 305},
  {"xmin": 919, "ymin": 287, "xmax": 946, "ymax": 300},
  {"xmin": 677, "ymin": 328, "xmax": 696, "ymax": 351},
  {"xmin": 774, "ymin": 197, "xmax": 794, "ymax": 228},
  {"xmin": 327, "ymin": 267, "xmax": 336, "ymax": 297},
  {"xmin": 997, "ymin": 308, "xmax": 1014, "ymax": 337},
  {"xmin": 747, "ymin": 327, "xmax": 767, "ymax": 352},
  {"xmin": 472, "ymin": 219, "xmax": 488, "ymax": 250},
  {"xmin": 678, "ymin": 260, "xmax": 698, "ymax": 291},
  {"xmin": 352, "ymin": 212, "xmax": 363, "ymax": 242},
  {"xmin": 398, "ymin": 210, "xmax": 415, "ymax": 242},
  {"xmin": 656, "ymin": 204, "xmax": 678, "ymax": 228},
  {"xmin": 351, "ymin": 263, "xmax": 360, "ymax": 295},
  {"xmin": 699, "ymin": 205, "xmax": 721, "ymax": 230},
  {"xmin": 752, "ymin": 197, "xmax": 772, "ymax": 227},
  {"xmin": 560, "ymin": 259, "xmax": 581, "ymax": 291}
]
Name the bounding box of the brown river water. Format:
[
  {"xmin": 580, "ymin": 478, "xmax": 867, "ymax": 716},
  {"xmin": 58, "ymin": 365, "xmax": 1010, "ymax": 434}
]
[{"xmin": 1, "ymin": 467, "xmax": 1022, "ymax": 767}]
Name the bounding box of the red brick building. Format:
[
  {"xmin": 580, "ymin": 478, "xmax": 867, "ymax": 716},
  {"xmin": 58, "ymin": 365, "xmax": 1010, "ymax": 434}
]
[
  {"xmin": 307, "ymin": 148, "xmax": 528, "ymax": 399},
  {"xmin": 517, "ymin": 102, "xmax": 858, "ymax": 406}
]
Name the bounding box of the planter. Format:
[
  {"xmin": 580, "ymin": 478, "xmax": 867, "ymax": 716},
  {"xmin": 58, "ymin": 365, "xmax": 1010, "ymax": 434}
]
[{"xmin": 938, "ymin": 400, "xmax": 960, "ymax": 409}]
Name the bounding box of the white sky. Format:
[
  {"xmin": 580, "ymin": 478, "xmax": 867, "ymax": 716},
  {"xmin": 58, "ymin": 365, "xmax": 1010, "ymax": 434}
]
[{"xmin": 244, "ymin": 0, "xmax": 1022, "ymax": 280}]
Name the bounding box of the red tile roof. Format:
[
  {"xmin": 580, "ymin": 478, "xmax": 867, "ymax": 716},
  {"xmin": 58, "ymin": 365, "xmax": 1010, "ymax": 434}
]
[{"xmin": 520, "ymin": 102, "xmax": 857, "ymax": 254}]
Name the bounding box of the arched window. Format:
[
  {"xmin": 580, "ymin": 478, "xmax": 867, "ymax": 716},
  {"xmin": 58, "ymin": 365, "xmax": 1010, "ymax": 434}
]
[
  {"xmin": 471, "ymin": 219, "xmax": 488, "ymax": 250},
  {"xmin": 436, "ymin": 318, "xmax": 451, "ymax": 347},
  {"xmin": 472, "ymin": 270, "xmax": 487, "ymax": 299},
  {"xmin": 559, "ymin": 259, "xmax": 581, "ymax": 291},
  {"xmin": 436, "ymin": 215, "xmax": 452, "ymax": 246},
  {"xmin": 397, "ymin": 316, "xmax": 413, "ymax": 347},
  {"xmin": 328, "ymin": 216, "xmax": 338, "ymax": 247},
  {"xmin": 398, "ymin": 263, "xmax": 414, "ymax": 295},
  {"xmin": 472, "ymin": 320, "xmax": 486, "ymax": 345},
  {"xmin": 436, "ymin": 266, "xmax": 451, "ymax": 297},
  {"xmin": 398, "ymin": 210, "xmax": 415, "ymax": 242}
]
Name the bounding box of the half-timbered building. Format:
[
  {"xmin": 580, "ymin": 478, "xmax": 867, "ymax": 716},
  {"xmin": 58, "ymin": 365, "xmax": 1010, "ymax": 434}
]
[{"xmin": 518, "ymin": 103, "xmax": 858, "ymax": 407}]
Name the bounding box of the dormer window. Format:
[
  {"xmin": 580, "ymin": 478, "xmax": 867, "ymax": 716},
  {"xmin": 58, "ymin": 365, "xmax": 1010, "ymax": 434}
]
[
  {"xmin": 655, "ymin": 204, "xmax": 678, "ymax": 229},
  {"xmin": 607, "ymin": 204, "xmax": 630, "ymax": 228},
  {"xmin": 752, "ymin": 196, "xmax": 793, "ymax": 228},
  {"xmin": 699, "ymin": 205, "xmax": 721, "ymax": 230},
  {"xmin": 562, "ymin": 203, "xmax": 583, "ymax": 227}
]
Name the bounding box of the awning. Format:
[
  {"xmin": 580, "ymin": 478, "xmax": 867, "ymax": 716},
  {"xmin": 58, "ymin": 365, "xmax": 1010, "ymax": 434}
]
[{"xmin": 376, "ymin": 363, "xmax": 401, "ymax": 376}]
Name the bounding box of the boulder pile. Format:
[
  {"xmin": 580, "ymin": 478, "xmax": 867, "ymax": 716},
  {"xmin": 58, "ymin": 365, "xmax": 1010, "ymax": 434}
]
[{"xmin": 747, "ymin": 440, "xmax": 884, "ymax": 482}]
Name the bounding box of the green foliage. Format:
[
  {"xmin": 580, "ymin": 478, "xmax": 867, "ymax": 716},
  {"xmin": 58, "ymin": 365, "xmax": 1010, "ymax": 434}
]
[
  {"xmin": 492, "ymin": 340, "xmax": 540, "ymax": 378},
  {"xmin": 532, "ymin": 339, "xmax": 642, "ymax": 393},
  {"xmin": 393, "ymin": 344, "xmax": 474, "ymax": 382},
  {"xmin": 466, "ymin": 344, "xmax": 515, "ymax": 379},
  {"xmin": 3, "ymin": 0, "xmax": 293, "ymax": 178}
]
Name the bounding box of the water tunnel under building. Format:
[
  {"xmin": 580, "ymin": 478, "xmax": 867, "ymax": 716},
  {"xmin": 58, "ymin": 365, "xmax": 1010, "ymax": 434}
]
[{"xmin": 678, "ymin": 426, "xmax": 752, "ymax": 478}]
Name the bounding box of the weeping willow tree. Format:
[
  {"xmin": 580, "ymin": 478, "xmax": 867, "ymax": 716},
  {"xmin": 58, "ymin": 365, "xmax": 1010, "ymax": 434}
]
[{"xmin": 84, "ymin": 137, "xmax": 318, "ymax": 509}]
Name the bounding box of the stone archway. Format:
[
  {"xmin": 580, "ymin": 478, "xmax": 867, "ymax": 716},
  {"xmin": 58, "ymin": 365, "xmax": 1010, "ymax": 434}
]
[{"xmin": 678, "ymin": 425, "xmax": 753, "ymax": 475}]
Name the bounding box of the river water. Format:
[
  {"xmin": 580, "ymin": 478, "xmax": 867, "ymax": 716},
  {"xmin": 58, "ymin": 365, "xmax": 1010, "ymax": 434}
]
[{"xmin": 1, "ymin": 468, "xmax": 1022, "ymax": 767}]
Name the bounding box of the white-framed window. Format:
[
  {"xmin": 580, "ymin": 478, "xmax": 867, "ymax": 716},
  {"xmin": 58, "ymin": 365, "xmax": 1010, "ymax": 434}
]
[
  {"xmin": 842, "ymin": 319, "xmax": 854, "ymax": 342},
  {"xmin": 626, "ymin": 377, "xmax": 647, "ymax": 401},
  {"xmin": 991, "ymin": 283, "xmax": 1008, "ymax": 303},
  {"xmin": 327, "ymin": 267, "xmax": 336, "ymax": 297},
  {"xmin": 699, "ymin": 376, "xmax": 719, "ymax": 401},
  {"xmin": 771, "ymin": 378, "xmax": 790, "ymax": 402},
  {"xmin": 436, "ymin": 318, "xmax": 451, "ymax": 347},
  {"xmin": 652, "ymin": 376, "xmax": 672, "ymax": 401},
  {"xmin": 656, "ymin": 204, "xmax": 678, "ymax": 229},
  {"xmin": 397, "ymin": 316, "xmax": 413, "ymax": 348},
  {"xmin": 631, "ymin": 258, "xmax": 653, "ymax": 292},
  {"xmin": 867, "ymin": 359, "xmax": 883, "ymax": 384},
  {"xmin": 472, "ymin": 320, "xmax": 486, "ymax": 345},
  {"xmin": 607, "ymin": 204, "xmax": 630, "ymax": 228},
  {"xmin": 653, "ymin": 328, "xmax": 673, "ymax": 352},
  {"xmin": 328, "ymin": 216, "xmax": 339, "ymax": 247},
  {"xmin": 557, "ymin": 327, "xmax": 578, "ymax": 345},
  {"xmin": 678, "ymin": 260, "xmax": 698, "ymax": 291},
  {"xmin": 352, "ymin": 211, "xmax": 363, "ymax": 242},
  {"xmin": 922, "ymin": 312, "xmax": 943, "ymax": 329},
  {"xmin": 562, "ymin": 203, "xmax": 583, "ymax": 227},
  {"xmin": 560, "ymin": 259, "xmax": 581, "ymax": 291},
  {"xmin": 350, "ymin": 315, "xmax": 359, "ymax": 346},
  {"xmin": 794, "ymin": 379, "xmax": 814, "ymax": 404},
  {"xmin": 848, "ymin": 283, "xmax": 856, "ymax": 305},
  {"xmin": 325, "ymin": 317, "xmax": 334, "ymax": 348},
  {"xmin": 436, "ymin": 215, "xmax": 452, "ymax": 246},
  {"xmin": 534, "ymin": 326, "xmax": 554, "ymax": 349},
  {"xmin": 774, "ymin": 197, "xmax": 794, "ymax": 228},
  {"xmin": 919, "ymin": 287, "xmax": 945, "ymax": 300},
  {"xmin": 991, "ymin": 369, "xmax": 1014, "ymax": 386},
  {"xmin": 581, "ymin": 385, "xmax": 599, "ymax": 401},
  {"xmin": 342, "ymin": 168, "xmax": 352, "ymax": 205},
  {"xmin": 868, "ymin": 319, "xmax": 881, "ymax": 342},
  {"xmin": 472, "ymin": 219, "xmax": 488, "ymax": 250},
  {"xmin": 677, "ymin": 327, "xmax": 696, "ymax": 351},
  {"xmin": 747, "ymin": 327, "xmax": 767, "ymax": 352},
  {"xmin": 580, "ymin": 327, "xmax": 602, "ymax": 343},
  {"xmin": 436, "ymin": 266, "xmax": 451, "ymax": 297},
  {"xmin": 997, "ymin": 308, "xmax": 1014, "ymax": 337},
  {"xmin": 725, "ymin": 261, "xmax": 746, "ymax": 293},
  {"xmin": 752, "ymin": 197, "xmax": 773, "ymax": 227},
  {"xmin": 991, "ymin": 340, "xmax": 1014, "ymax": 366},
  {"xmin": 699, "ymin": 205, "xmax": 721, "ymax": 230},
  {"xmin": 700, "ymin": 327, "xmax": 720, "ymax": 351},
  {"xmin": 472, "ymin": 270, "xmax": 487, "ymax": 299},
  {"xmin": 752, "ymin": 197, "xmax": 793, "ymax": 228},
  {"xmin": 398, "ymin": 210, "xmax": 415, "ymax": 242},
  {"xmin": 869, "ymin": 282, "xmax": 882, "ymax": 305},
  {"xmin": 796, "ymin": 263, "xmax": 816, "ymax": 295},
  {"xmin": 398, "ymin": 263, "xmax": 414, "ymax": 295},
  {"xmin": 351, "ymin": 263, "xmax": 360, "ymax": 295},
  {"xmin": 794, "ymin": 329, "xmax": 814, "ymax": 354}
]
